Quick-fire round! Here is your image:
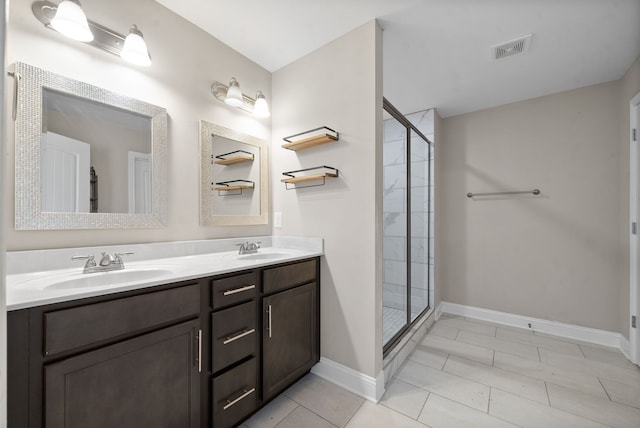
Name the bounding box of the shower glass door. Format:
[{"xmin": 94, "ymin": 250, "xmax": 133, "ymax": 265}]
[
  {"xmin": 382, "ymin": 112, "xmax": 408, "ymax": 346},
  {"xmin": 410, "ymin": 129, "xmax": 431, "ymax": 322},
  {"xmin": 383, "ymin": 99, "xmax": 433, "ymax": 354}
]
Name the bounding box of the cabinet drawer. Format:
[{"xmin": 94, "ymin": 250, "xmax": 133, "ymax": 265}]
[
  {"xmin": 211, "ymin": 301, "xmax": 256, "ymax": 373},
  {"xmin": 263, "ymin": 259, "xmax": 317, "ymax": 295},
  {"xmin": 212, "ymin": 357, "xmax": 257, "ymax": 428},
  {"xmin": 44, "ymin": 284, "xmax": 200, "ymax": 356},
  {"xmin": 211, "ymin": 272, "xmax": 257, "ymax": 310}
]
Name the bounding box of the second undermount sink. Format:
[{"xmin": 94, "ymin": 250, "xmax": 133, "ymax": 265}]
[
  {"xmin": 44, "ymin": 268, "xmax": 175, "ymax": 290},
  {"xmin": 237, "ymin": 250, "xmax": 290, "ymax": 261}
]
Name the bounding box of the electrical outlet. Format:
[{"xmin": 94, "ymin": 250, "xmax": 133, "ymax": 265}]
[
  {"xmin": 527, "ymin": 323, "xmax": 532, "ymax": 329},
  {"xmin": 274, "ymin": 211, "xmax": 282, "ymax": 228}
]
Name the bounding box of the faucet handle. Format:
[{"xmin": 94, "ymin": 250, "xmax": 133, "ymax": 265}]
[
  {"xmin": 115, "ymin": 251, "xmax": 134, "ymax": 257},
  {"xmin": 236, "ymin": 242, "xmax": 248, "ymax": 255},
  {"xmin": 71, "ymin": 255, "xmax": 96, "ymax": 267},
  {"xmin": 114, "ymin": 252, "xmax": 134, "ymax": 264}
]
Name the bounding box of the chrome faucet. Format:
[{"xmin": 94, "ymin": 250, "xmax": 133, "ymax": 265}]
[
  {"xmin": 237, "ymin": 241, "xmax": 261, "ymax": 255},
  {"xmin": 99, "ymin": 252, "xmax": 116, "ymax": 266},
  {"xmin": 72, "ymin": 252, "xmax": 134, "ymax": 274}
]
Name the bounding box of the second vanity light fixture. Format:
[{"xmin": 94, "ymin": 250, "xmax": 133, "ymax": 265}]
[
  {"xmin": 32, "ymin": 0, "xmax": 152, "ymax": 67},
  {"xmin": 211, "ymin": 78, "xmax": 271, "ymax": 118}
]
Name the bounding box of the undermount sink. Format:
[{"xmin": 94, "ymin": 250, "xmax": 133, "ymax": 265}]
[
  {"xmin": 44, "ymin": 268, "xmax": 174, "ymax": 290},
  {"xmin": 237, "ymin": 251, "xmax": 289, "ymax": 261}
]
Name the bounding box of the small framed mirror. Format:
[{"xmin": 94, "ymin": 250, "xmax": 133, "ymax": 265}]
[
  {"xmin": 200, "ymin": 120, "xmax": 268, "ymax": 226},
  {"xmin": 13, "ymin": 62, "xmax": 168, "ymax": 230}
]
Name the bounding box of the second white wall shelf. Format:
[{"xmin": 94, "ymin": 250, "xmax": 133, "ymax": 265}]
[
  {"xmin": 213, "ymin": 180, "xmax": 255, "ymax": 195},
  {"xmin": 281, "ymin": 166, "xmax": 339, "ymax": 190}
]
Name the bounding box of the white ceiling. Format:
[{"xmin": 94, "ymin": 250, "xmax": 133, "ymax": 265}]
[{"xmin": 157, "ymin": 0, "xmax": 640, "ymax": 117}]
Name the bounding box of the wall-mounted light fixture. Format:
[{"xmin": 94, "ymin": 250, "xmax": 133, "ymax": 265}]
[
  {"xmin": 120, "ymin": 25, "xmax": 152, "ymax": 67},
  {"xmin": 48, "ymin": 0, "xmax": 93, "ymax": 42},
  {"xmin": 32, "ymin": 1, "xmax": 152, "ymax": 67},
  {"xmin": 211, "ymin": 78, "xmax": 271, "ymax": 118}
]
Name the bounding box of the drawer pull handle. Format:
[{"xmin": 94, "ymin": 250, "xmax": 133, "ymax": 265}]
[
  {"xmin": 223, "ymin": 387, "xmax": 256, "ymax": 410},
  {"xmin": 222, "ymin": 284, "xmax": 256, "ymax": 296},
  {"xmin": 197, "ymin": 329, "xmax": 202, "ymax": 373},
  {"xmin": 222, "ymin": 328, "xmax": 256, "ymax": 345}
]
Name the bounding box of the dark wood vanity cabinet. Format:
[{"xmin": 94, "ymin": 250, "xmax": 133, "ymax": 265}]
[
  {"xmin": 262, "ymin": 259, "xmax": 319, "ymax": 401},
  {"xmin": 8, "ymin": 281, "xmax": 203, "ymax": 428},
  {"xmin": 45, "ymin": 319, "xmax": 201, "ymax": 428},
  {"xmin": 8, "ymin": 257, "xmax": 320, "ymax": 428},
  {"xmin": 209, "ymin": 271, "xmax": 259, "ymax": 428},
  {"xmin": 208, "ymin": 258, "xmax": 320, "ymax": 427}
]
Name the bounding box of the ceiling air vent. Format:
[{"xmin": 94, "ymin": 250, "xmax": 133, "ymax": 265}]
[{"xmin": 492, "ymin": 33, "xmax": 532, "ymax": 60}]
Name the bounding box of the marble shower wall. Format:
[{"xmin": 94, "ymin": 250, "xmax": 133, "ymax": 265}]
[{"xmin": 383, "ymin": 109, "xmax": 435, "ymax": 322}]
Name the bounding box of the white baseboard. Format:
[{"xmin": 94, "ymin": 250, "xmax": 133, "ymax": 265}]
[
  {"xmin": 619, "ymin": 336, "xmax": 631, "ymax": 361},
  {"xmin": 439, "ymin": 301, "xmax": 627, "ymax": 351},
  {"xmin": 311, "ymin": 357, "xmax": 384, "ymax": 403},
  {"xmin": 434, "ymin": 302, "xmax": 444, "ymax": 320}
]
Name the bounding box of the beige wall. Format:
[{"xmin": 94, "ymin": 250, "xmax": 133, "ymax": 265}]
[
  {"xmin": 618, "ymin": 56, "xmax": 640, "ymax": 338},
  {"xmin": 5, "ymin": 0, "xmax": 272, "ymax": 250},
  {"xmin": 439, "ymin": 80, "xmax": 623, "ymax": 333},
  {"xmin": 271, "ymin": 21, "xmax": 383, "ymax": 377}
]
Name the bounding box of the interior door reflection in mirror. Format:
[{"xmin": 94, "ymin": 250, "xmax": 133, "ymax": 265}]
[
  {"xmin": 211, "ymin": 136, "xmax": 261, "ymax": 216},
  {"xmin": 41, "ymin": 89, "xmax": 152, "ymax": 214}
]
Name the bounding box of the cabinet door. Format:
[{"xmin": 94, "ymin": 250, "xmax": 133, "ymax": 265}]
[
  {"xmin": 45, "ymin": 320, "xmax": 201, "ymax": 428},
  {"xmin": 263, "ymin": 282, "xmax": 318, "ymax": 400}
]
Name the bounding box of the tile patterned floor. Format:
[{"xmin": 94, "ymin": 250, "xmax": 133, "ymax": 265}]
[{"xmin": 241, "ymin": 314, "xmax": 640, "ymax": 428}]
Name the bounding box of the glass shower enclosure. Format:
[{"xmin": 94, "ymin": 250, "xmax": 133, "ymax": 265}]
[{"xmin": 382, "ymin": 98, "xmax": 434, "ymax": 354}]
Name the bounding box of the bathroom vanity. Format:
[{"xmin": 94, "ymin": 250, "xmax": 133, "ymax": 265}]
[{"xmin": 6, "ymin": 240, "xmax": 321, "ymax": 428}]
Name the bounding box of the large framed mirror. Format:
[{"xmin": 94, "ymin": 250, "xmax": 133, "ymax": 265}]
[
  {"xmin": 200, "ymin": 120, "xmax": 268, "ymax": 226},
  {"xmin": 13, "ymin": 62, "xmax": 168, "ymax": 230}
]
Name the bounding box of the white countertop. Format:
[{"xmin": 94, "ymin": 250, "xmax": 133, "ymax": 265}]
[{"xmin": 6, "ymin": 236, "xmax": 323, "ymax": 311}]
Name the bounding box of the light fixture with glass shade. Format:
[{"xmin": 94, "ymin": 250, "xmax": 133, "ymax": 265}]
[
  {"xmin": 252, "ymin": 92, "xmax": 271, "ymax": 118},
  {"xmin": 49, "ymin": 0, "xmax": 93, "ymax": 42},
  {"xmin": 211, "ymin": 78, "xmax": 270, "ymax": 118},
  {"xmin": 224, "ymin": 78, "xmax": 245, "ymax": 107},
  {"xmin": 32, "ymin": 1, "xmax": 152, "ymax": 67},
  {"xmin": 120, "ymin": 25, "xmax": 152, "ymax": 67}
]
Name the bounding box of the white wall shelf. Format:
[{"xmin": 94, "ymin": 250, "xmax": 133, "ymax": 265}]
[
  {"xmin": 282, "ymin": 126, "xmax": 339, "ymax": 151},
  {"xmin": 212, "ymin": 150, "xmax": 254, "ymax": 165}
]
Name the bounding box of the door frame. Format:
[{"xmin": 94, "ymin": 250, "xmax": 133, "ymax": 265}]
[
  {"xmin": 128, "ymin": 151, "xmax": 152, "ymax": 214},
  {"xmin": 630, "ymin": 91, "xmax": 640, "ymax": 364},
  {"xmin": 41, "ymin": 132, "xmax": 91, "ymax": 213}
]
